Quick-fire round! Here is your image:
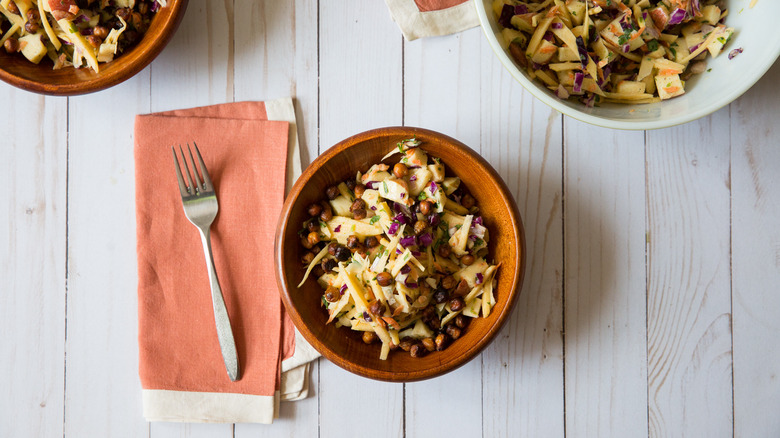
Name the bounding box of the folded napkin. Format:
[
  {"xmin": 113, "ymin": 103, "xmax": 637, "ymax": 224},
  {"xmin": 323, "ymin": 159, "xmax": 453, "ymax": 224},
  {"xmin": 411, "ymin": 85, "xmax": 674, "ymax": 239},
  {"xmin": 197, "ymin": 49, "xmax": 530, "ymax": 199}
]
[
  {"xmin": 135, "ymin": 98, "xmax": 318, "ymax": 424},
  {"xmin": 384, "ymin": 0, "xmax": 479, "ymax": 40}
]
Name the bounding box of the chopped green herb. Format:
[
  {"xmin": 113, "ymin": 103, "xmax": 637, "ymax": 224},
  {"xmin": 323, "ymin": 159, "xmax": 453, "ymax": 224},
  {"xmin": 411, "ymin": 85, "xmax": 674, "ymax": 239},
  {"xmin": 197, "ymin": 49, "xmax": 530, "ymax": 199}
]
[
  {"xmin": 417, "ymin": 192, "xmax": 428, "ymax": 201},
  {"xmin": 647, "ymin": 39, "xmax": 659, "ymax": 51},
  {"xmin": 370, "ymin": 215, "xmax": 381, "ymax": 224},
  {"xmin": 707, "ymin": 68, "xmax": 712, "ymax": 72},
  {"xmin": 669, "ymin": 47, "xmax": 677, "ymax": 58},
  {"xmin": 382, "ymin": 181, "xmax": 388, "ymax": 193}
]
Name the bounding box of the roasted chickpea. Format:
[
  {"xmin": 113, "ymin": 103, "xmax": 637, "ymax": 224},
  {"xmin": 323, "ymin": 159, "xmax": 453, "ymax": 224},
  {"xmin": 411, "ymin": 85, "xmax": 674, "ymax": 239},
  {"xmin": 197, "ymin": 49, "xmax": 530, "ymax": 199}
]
[
  {"xmin": 441, "ymin": 276, "xmax": 457, "ymax": 290},
  {"xmin": 346, "ymin": 235, "xmax": 360, "ymax": 249},
  {"xmin": 454, "ymin": 278, "xmax": 470, "ymax": 296},
  {"xmin": 434, "ymin": 333, "xmax": 449, "ymax": 351},
  {"xmin": 325, "ymin": 185, "xmax": 340, "ymax": 200},
  {"xmin": 445, "ymin": 325, "xmax": 462, "ymax": 340},
  {"xmin": 319, "ymin": 202, "xmax": 333, "ymax": 222},
  {"xmin": 7, "ymin": 1, "xmax": 19, "ymax": 14},
  {"xmin": 438, "ymin": 245, "xmax": 451, "ymax": 258},
  {"xmin": 306, "ymin": 219, "xmax": 320, "ymax": 232},
  {"xmin": 334, "ymin": 246, "xmax": 351, "ymax": 262},
  {"xmin": 321, "ymin": 259, "xmax": 338, "ymax": 272},
  {"xmin": 369, "ymin": 300, "xmax": 385, "ymax": 316},
  {"xmin": 300, "ymin": 235, "xmax": 314, "ymax": 249},
  {"xmin": 362, "ymin": 331, "xmax": 378, "ymax": 344},
  {"xmin": 352, "ymin": 209, "xmax": 367, "ymax": 220},
  {"xmin": 376, "ymin": 271, "xmax": 393, "ymax": 287},
  {"xmin": 307, "ymin": 203, "xmax": 323, "ymax": 217},
  {"xmin": 3, "ymin": 38, "xmax": 19, "ymax": 53},
  {"xmin": 116, "ymin": 7, "xmax": 132, "ymax": 21},
  {"xmin": 24, "ymin": 21, "xmax": 39, "ymax": 33},
  {"xmin": 413, "ymin": 220, "xmax": 427, "ymax": 235},
  {"xmin": 324, "ymin": 287, "xmax": 340, "ymax": 303},
  {"xmin": 327, "ymin": 242, "xmax": 339, "ymax": 256},
  {"xmin": 460, "ymin": 254, "xmax": 475, "ymax": 266},
  {"xmin": 307, "ymin": 231, "xmax": 320, "ymax": 246},
  {"xmin": 346, "ymin": 179, "xmax": 357, "ymax": 191},
  {"xmin": 350, "ymin": 198, "xmax": 366, "ymax": 212},
  {"xmin": 364, "ymin": 236, "xmax": 379, "ymax": 248},
  {"xmin": 301, "ymin": 251, "xmax": 315, "ymax": 265},
  {"xmin": 410, "ymin": 343, "xmax": 426, "ymax": 358},
  {"xmin": 433, "ymin": 289, "xmax": 449, "ymax": 304},
  {"xmin": 393, "ymin": 163, "xmax": 408, "ymax": 178},
  {"xmin": 448, "ymin": 297, "xmax": 465, "ymax": 312},
  {"xmin": 422, "ymin": 337, "xmax": 435, "ymax": 352},
  {"xmin": 461, "ymin": 193, "xmax": 476, "ymax": 209},
  {"xmin": 353, "ymin": 183, "xmax": 366, "ymax": 198},
  {"xmin": 419, "ymin": 199, "xmax": 433, "ymax": 215},
  {"xmin": 355, "ymin": 244, "xmax": 368, "ymax": 258},
  {"xmin": 454, "ymin": 314, "xmax": 469, "ymax": 329},
  {"xmin": 399, "ymin": 338, "xmax": 414, "ymax": 352}
]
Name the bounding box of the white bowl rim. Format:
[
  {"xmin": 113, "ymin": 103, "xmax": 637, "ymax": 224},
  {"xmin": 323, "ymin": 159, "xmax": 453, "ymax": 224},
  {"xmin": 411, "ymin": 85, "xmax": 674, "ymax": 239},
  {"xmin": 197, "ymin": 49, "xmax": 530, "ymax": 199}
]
[{"xmin": 474, "ymin": 0, "xmax": 780, "ymax": 130}]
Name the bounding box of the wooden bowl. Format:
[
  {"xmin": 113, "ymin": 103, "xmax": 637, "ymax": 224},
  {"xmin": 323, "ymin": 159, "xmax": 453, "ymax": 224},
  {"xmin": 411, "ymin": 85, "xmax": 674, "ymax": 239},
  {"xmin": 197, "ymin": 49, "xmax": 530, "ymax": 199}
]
[
  {"xmin": 0, "ymin": 0, "xmax": 188, "ymax": 96},
  {"xmin": 275, "ymin": 127, "xmax": 526, "ymax": 382}
]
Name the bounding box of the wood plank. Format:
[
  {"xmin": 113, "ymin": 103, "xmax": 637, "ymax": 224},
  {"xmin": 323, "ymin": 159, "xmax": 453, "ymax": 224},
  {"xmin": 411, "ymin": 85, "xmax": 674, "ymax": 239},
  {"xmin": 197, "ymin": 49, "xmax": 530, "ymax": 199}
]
[
  {"xmin": 232, "ymin": 1, "xmax": 319, "ymax": 435},
  {"xmin": 479, "ymin": 39, "xmax": 565, "ymax": 437},
  {"xmin": 645, "ymin": 111, "xmax": 733, "ymax": 437},
  {"xmin": 64, "ymin": 73, "xmax": 151, "ymax": 438},
  {"xmin": 0, "ymin": 90, "xmax": 67, "ymax": 438},
  {"xmin": 149, "ymin": 0, "xmax": 234, "ymax": 110},
  {"xmin": 731, "ymin": 63, "xmax": 780, "ymax": 438},
  {"xmin": 563, "ymin": 120, "xmax": 647, "ymax": 437},
  {"xmin": 317, "ymin": 3, "xmax": 404, "ymax": 437},
  {"xmin": 402, "ymin": 27, "xmax": 483, "ymax": 438}
]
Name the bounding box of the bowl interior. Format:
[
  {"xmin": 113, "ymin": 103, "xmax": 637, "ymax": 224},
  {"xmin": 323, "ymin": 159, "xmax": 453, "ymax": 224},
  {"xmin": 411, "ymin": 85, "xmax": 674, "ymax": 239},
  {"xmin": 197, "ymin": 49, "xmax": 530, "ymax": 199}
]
[
  {"xmin": 276, "ymin": 127, "xmax": 525, "ymax": 381},
  {"xmin": 475, "ymin": 0, "xmax": 780, "ymax": 130},
  {"xmin": 0, "ymin": 0, "xmax": 187, "ymax": 95}
]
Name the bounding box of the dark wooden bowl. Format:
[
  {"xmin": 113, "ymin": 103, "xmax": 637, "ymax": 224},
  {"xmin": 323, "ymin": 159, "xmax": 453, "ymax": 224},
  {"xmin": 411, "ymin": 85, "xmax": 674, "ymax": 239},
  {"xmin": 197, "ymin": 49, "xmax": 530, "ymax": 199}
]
[
  {"xmin": 0, "ymin": 0, "xmax": 187, "ymax": 96},
  {"xmin": 275, "ymin": 127, "xmax": 526, "ymax": 382}
]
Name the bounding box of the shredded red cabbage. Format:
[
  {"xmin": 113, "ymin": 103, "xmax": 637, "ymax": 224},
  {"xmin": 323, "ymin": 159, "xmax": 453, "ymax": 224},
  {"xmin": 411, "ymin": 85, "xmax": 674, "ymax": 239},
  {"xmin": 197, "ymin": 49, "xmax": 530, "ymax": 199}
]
[
  {"xmin": 728, "ymin": 48, "xmax": 743, "ymax": 60},
  {"xmin": 573, "ymin": 72, "xmax": 584, "ymax": 93},
  {"xmin": 340, "ymin": 284, "xmax": 347, "ymax": 295},
  {"xmin": 418, "ymin": 233, "xmax": 433, "ymax": 247},
  {"xmin": 399, "ymin": 236, "xmax": 417, "ymax": 247},
  {"xmin": 400, "ymin": 265, "xmax": 411, "ymax": 274},
  {"xmin": 476, "ymin": 273, "xmax": 484, "ymax": 285},
  {"xmin": 409, "ymin": 174, "xmax": 417, "ymax": 182},
  {"xmin": 388, "ymin": 222, "xmax": 399, "ymax": 235},
  {"xmin": 405, "ymin": 280, "xmax": 419, "ymax": 289},
  {"xmin": 428, "ymin": 214, "xmax": 440, "ymax": 226},
  {"xmin": 429, "ymin": 182, "xmax": 438, "ymax": 194},
  {"xmin": 334, "ymin": 225, "xmax": 341, "ymax": 233},
  {"xmin": 551, "ymin": 22, "xmax": 563, "ymax": 30},
  {"xmin": 667, "ymin": 8, "xmax": 687, "ymax": 26}
]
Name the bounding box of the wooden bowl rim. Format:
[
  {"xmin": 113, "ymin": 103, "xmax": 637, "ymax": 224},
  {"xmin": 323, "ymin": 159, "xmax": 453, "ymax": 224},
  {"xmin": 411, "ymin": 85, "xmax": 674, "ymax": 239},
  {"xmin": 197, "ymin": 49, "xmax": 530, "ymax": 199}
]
[
  {"xmin": 275, "ymin": 126, "xmax": 526, "ymax": 382},
  {"xmin": 0, "ymin": 0, "xmax": 188, "ymax": 96}
]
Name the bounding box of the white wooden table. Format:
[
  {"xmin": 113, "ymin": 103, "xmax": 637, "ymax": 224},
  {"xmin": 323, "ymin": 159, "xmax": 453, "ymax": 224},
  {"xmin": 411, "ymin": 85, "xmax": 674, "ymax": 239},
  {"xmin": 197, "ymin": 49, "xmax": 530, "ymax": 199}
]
[{"xmin": 3, "ymin": 2, "xmax": 779, "ymax": 437}]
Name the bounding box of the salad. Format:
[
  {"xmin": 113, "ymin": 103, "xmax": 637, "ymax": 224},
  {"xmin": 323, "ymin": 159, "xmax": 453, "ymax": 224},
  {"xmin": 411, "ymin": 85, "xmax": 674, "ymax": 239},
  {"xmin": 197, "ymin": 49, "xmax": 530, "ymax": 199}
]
[
  {"xmin": 298, "ymin": 139, "xmax": 500, "ymax": 360},
  {"xmin": 0, "ymin": 0, "xmax": 164, "ymax": 72},
  {"xmin": 493, "ymin": 0, "xmax": 734, "ymax": 105}
]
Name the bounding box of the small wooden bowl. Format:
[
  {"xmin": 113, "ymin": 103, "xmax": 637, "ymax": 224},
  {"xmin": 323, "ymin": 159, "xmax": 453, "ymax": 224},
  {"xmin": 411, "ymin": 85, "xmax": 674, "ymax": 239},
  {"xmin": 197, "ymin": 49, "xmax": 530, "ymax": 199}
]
[
  {"xmin": 275, "ymin": 127, "xmax": 526, "ymax": 382},
  {"xmin": 0, "ymin": 0, "xmax": 188, "ymax": 96}
]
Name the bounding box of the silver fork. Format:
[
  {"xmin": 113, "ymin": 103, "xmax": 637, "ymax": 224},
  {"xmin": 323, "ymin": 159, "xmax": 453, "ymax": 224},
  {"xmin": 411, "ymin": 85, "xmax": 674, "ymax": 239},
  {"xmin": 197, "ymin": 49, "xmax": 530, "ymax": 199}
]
[{"xmin": 172, "ymin": 143, "xmax": 240, "ymax": 382}]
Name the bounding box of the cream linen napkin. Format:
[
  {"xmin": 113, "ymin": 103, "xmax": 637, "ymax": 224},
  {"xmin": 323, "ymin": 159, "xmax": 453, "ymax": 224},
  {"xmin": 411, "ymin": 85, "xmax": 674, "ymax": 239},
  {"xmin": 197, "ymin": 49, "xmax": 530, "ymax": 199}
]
[{"xmin": 384, "ymin": 0, "xmax": 479, "ymax": 40}]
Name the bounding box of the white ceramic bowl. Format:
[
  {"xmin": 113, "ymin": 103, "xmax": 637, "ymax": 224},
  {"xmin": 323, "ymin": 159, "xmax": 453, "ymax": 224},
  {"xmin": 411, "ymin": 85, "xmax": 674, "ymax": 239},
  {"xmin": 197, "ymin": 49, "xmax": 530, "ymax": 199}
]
[{"xmin": 475, "ymin": 0, "xmax": 780, "ymax": 130}]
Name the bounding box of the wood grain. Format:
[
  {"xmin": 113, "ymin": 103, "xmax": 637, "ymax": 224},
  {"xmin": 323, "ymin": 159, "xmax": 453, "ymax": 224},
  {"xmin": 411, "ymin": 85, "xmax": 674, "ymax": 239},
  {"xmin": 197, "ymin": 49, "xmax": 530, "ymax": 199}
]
[
  {"xmin": 731, "ymin": 63, "xmax": 780, "ymax": 438},
  {"xmin": 645, "ymin": 110, "xmax": 733, "ymax": 437},
  {"xmin": 563, "ymin": 121, "xmax": 648, "ymax": 438},
  {"xmin": 64, "ymin": 73, "xmax": 152, "ymax": 437},
  {"xmin": 0, "ymin": 91, "xmax": 67, "ymax": 437},
  {"xmin": 479, "ymin": 34, "xmax": 565, "ymax": 438}
]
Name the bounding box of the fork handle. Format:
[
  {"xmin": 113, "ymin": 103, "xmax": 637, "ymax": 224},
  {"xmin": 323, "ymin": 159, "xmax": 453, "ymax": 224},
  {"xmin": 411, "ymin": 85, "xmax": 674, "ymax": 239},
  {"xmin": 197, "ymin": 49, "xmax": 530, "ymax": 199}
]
[{"xmin": 198, "ymin": 227, "xmax": 241, "ymax": 382}]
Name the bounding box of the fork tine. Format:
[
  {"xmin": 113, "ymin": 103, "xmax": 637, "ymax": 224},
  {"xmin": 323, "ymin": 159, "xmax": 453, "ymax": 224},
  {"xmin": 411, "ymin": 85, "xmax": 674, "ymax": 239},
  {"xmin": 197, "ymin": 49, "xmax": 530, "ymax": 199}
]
[
  {"xmin": 191, "ymin": 142, "xmax": 213, "ymax": 191},
  {"xmin": 179, "ymin": 145, "xmax": 195, "ymax": 194},
  {"xmin": 172, "ymin": 146, "xmax": 189, "ymax": 195},
  {"xmin": 186, "ymin": 143, "xmax": 203, "ymax": 192}
]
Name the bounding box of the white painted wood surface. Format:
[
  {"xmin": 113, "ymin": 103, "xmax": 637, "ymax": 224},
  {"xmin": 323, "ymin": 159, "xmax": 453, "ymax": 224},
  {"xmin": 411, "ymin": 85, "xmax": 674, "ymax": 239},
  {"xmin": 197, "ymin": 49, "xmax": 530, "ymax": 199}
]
[{"xmin": 2, "ymin": 2, "xmax": 779, "ymax": 437}]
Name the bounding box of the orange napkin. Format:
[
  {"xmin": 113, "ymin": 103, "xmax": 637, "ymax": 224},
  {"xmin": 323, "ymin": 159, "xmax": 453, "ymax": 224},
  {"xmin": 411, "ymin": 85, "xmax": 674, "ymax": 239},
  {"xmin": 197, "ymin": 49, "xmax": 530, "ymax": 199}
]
[
  {"xmin": 384, "ymin": 0, "xmax": 478, "ymax": 40},
  {"xmin": 134, "ymin": 99, "xmax": 311, "ymax": 424}
]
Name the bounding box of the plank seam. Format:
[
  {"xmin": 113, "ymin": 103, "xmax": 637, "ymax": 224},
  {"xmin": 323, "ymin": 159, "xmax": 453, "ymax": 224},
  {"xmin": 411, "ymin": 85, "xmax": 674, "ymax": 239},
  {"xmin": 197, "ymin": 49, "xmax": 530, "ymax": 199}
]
[
  {"xmin": 728, "ymin": 102, "xmax": 735, "ymax": 438},
  {"xmin": 62, "ymin": 96, "xmax": 70, "ymax": 438},
  {"xmin": 560, "ymin": 113, "xmax": 566, "ymax": 438},
  {"xmin": 643, "ymin": 128, "xmax": 650, "ymax": 438}
]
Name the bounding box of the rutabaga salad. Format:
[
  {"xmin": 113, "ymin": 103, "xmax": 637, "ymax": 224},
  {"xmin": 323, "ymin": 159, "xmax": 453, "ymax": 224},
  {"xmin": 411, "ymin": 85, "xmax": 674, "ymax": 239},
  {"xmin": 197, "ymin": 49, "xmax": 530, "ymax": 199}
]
[
  {"xmin": 494, "ymin": 0, "xmax": 735, "ymax": 105},
  {"xmin": 298, "ymin": 139, "xmax": 500, "ymax": 360},
  {"xmin": 0, "ymin": 0, "xmax": 165, "ymax": 72}
]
